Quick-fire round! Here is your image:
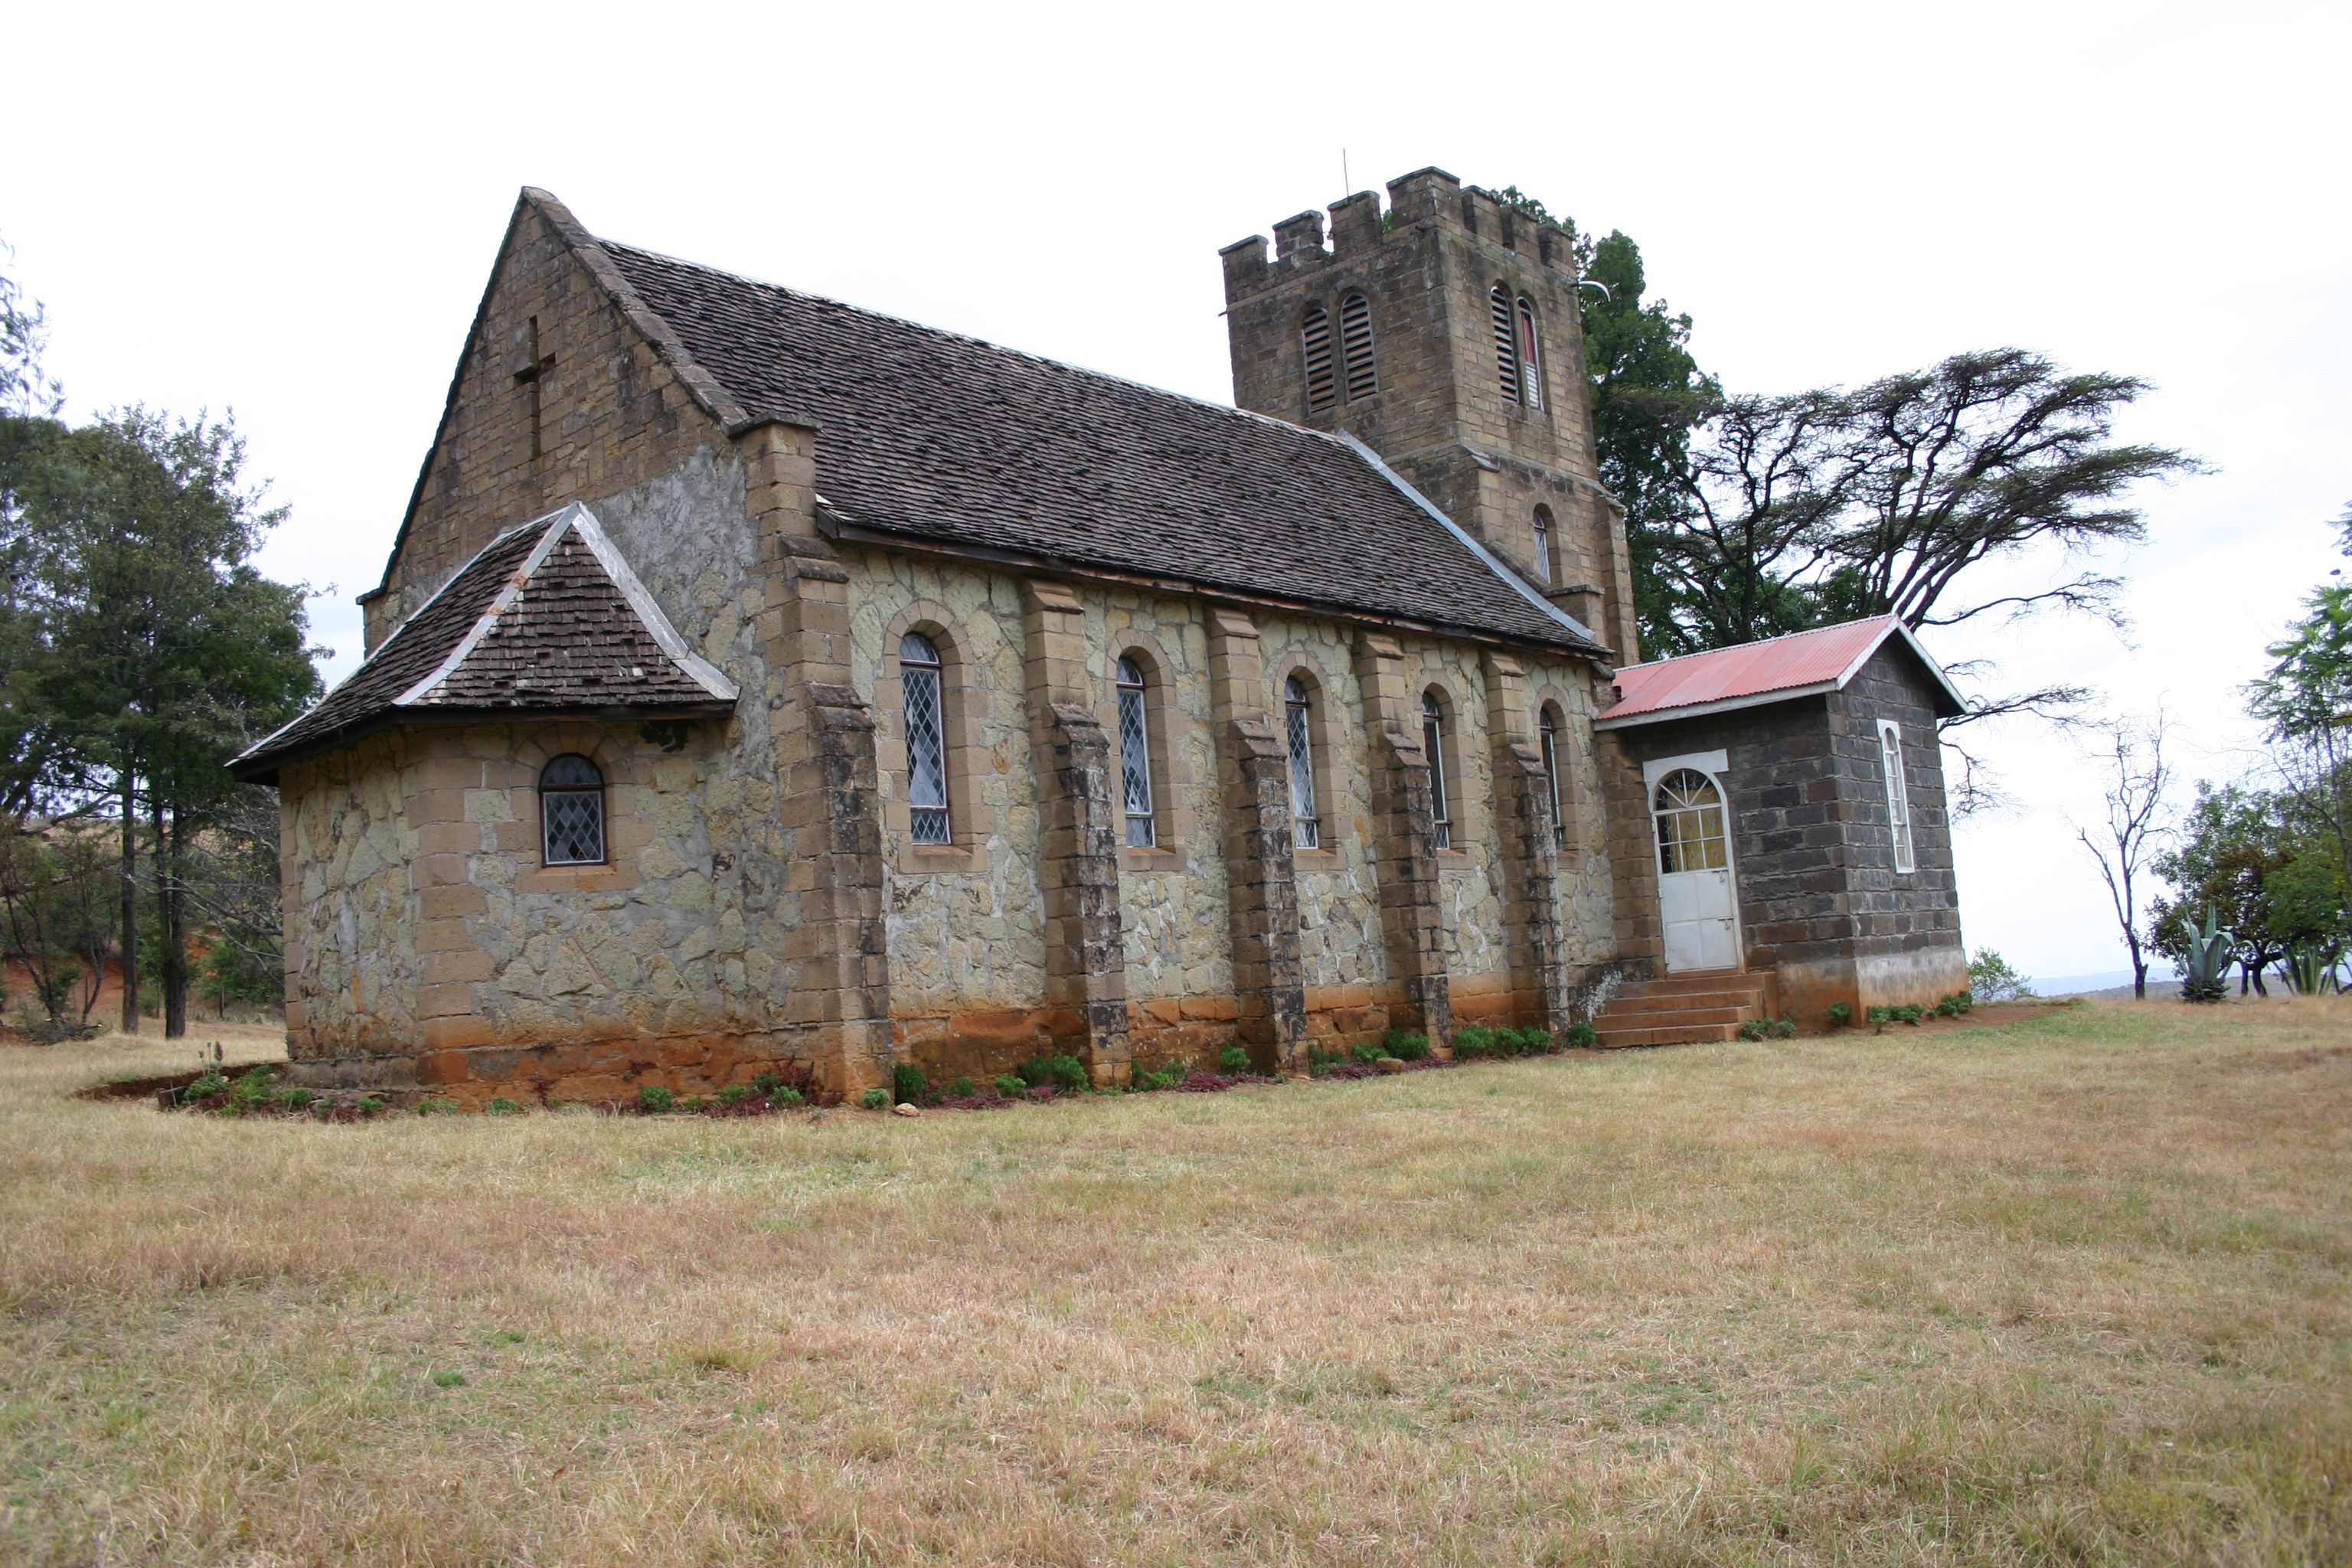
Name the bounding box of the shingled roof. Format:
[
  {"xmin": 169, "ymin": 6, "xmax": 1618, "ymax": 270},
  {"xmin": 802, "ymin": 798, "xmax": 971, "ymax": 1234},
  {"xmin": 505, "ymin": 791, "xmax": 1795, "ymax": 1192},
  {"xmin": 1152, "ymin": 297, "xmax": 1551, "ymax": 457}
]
[
  {"xmin": 576, "ymin": 214, "xmax": 1598, "ymax": 653},
  {"xmin": 232, "ymin": 505, "xmax": 737, "ymax": 782}
]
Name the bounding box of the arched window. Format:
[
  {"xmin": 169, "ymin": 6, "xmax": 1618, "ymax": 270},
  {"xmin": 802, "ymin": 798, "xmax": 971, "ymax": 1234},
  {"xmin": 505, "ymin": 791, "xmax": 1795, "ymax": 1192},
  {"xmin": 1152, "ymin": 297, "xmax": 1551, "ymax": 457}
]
[
  {"xmin": 539, "ymin": 753, "xmax": 606, "ymax": 865},
  {"xmin": 1421, "ymin": 688, "xmax": 1453, "ymax": 851},
  {"xmin": 1116, "ymin": 655, "xmax": 1156, "ymax": 848},
  {"xmin": 1538, "ymin": 705, "xmax": 1565, "ymax": 850},
  {"xmin": 1300, "ymin": 303, "xmax": 1336, "ymax": 413},
  {"xmin": 1284, "ymin": 675, "xmax": 1320, "ymax": 850},
  {"xmin": 1516, "ymin": 298, "xmax": 1545, "ymax": 410},
  {"xmin": 1339, "ymin": 292, "xmax": 1377, "ymax": 402},
  {"xmin": 1531, "ymin": 505, "xmax": 1556, "ymax": 583},
  {"xmin": 1653, "ymin": 769, "xmax": 1728, "ymax": 873},
  {"xmin": 1490, "ymin": 285, "xmax": 1520, "ymax": 404},
  {"xmin": 900, "ymin": 630, "xmax": 951, "ymax": 845},
  {"xmin": 1878, "ymin": 720, "xmax": 1916, "ymax": 874}
]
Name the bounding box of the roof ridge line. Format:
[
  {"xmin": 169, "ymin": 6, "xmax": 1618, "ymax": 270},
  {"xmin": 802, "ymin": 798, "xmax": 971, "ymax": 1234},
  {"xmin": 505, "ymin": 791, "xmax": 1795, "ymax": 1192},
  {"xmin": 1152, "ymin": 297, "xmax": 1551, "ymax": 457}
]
[
  {"xmin": 393, "ymin": 507, "xmax": 580, "ymax": 706},
  {"xmin": 598, "ymin": 236, "xmax": 1348, "ymax": 447}
]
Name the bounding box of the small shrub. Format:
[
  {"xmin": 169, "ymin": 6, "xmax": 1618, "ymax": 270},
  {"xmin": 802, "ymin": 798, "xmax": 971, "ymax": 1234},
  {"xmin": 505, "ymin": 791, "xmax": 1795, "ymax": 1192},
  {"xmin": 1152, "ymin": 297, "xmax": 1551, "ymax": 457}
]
[
  {"xmin": 223, "ymin": 1067, "xmax": 276, "ymax": 1115},
  {"xmin": 1865, "ymin": 1005, "xmax": 1891, "ymax": 1032},
  {"xmin": 1566, "ymin": 1021, "xmax": 1599, "ymax": 1049},
  {"xmin": 181, "ymin": 1071, "xmax": 229, "ymax": 1104},
  {"xmin": 1772, "ymin": 1017, "xmax": 1798, "ymax": 1039},
  {"xmin": 751, "ymin": 1072, "xmax": 784, "ymax": 1097},
  {"xmin": 1305, "ymin": 1046, "xmax": 1343, "ymax": 1077},
  {"xmin": 416, "ymin": 1096, "xmax": 461, "ymax": 1116},
  {"xmin": 486, "ymin": 1096, "xmax": 523, "ymax": 1116},
  {"xmin": 858, "ymin": 1087, "xmax": 889, "ymax": 1111},
  {"xmin": 1452, "ymin": 1027, "xmax": 1496, "ymax": 1060},
  {"xmin": 1826, "ymin": 999, "xmax": 1852, "ymax": 1027},
  {"xmin": 1968, "ymin": 949, "xmax": 2036, "ymax": 1004},
  {"xmin": 716, "ymin": 1083, "xmax": 751, "ymax": 1106},
  {"xmin": 948, "ymin": 1076, "xmax": 975, "ymax": 1099},
  {"xmin": 1015, "ymin": 1056, "xmax": 1052, "ymax": 1087},
  {"xmin": 276, "ymin": 1086, "xmax": 315, "ymax": 1112},
  {"xmin": 1217, "ymin": 1044, "xmax": 1253, "ymax": 1076},
  {"xmin": 994, "ymin": 1073, "xmax": 1027, "ymax": 1099},
  {"xmin": 355, "ymin": 1096, "xmax": 387, "ymax": 1116},
  {"xmin": 1511, "ymin": 1027, "xmax": 1557, "ymax": 1055},
  {"xmin": 1895, "ymin": 1004, "xmax": 1925, "ymax": 1026},
  {"xmin": 1932, "ymin": 995, "xmax": 1959, "ymax": 1018},
  {"xmin": 1348, "ymin": 1040, "xmax": 1387, "ymax": 1066},
  {"xmin": 1737, "ymin": 1019, "xmax": 1766, "ymax": 1041},
  {"xmin": 637, "ymin": 1085, "xmax": 675, "ymax": 1115},
  {"xmin": 1950, "ymin": 991, "xmax": 1973, "ymax": 1014},
  {"xmin": 892, "ymin": 1062, "xmax": 929, "ymax": 1106},
  {"xmin": 1137, "ymin": 1065, "xmax": 1184, "ymax": 1092},
  {"xmin": 770, "ymin": 1086, "xmax": 805, "ymax": 1108},
  {"xmin": 1044, "ymin": 1054, "xmax": 1089, "ymax": 1094},
  {"xmin": 1383, "ymin": 1031, "xmax": 1431, "ymax": 1062}
]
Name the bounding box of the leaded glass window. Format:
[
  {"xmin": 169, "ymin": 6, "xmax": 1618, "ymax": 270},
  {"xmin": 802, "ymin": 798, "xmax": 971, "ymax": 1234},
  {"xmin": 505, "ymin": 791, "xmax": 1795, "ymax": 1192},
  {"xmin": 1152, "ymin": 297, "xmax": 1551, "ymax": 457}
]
[
  {"xmin": 1117, "ymin": 655, "xmax": 1156, "ymax": 848},
  {"xmin": 1532, "ymin": 505, "xmax": 1555, "ymax": 583},
  {"xmin": 1880, "ymin": 720, "xmax": 1916, "ymax": 874},
  {"xmin": 900, "ymin": 630, "xmax": 950, "ymax": 845},
  {"xmin": 1540, "ymin": 707, "xmax": 1564, "ymax": 850},
  {"xmin": 1285, "ymin": 675, "xmax": 1319, "ymax": 850},
  {"xmin": 540, "ymin": 753, "xmax": 605, "ymax": 865},
  {"xmin": 1423, "ymin": 690, "xmax": 1452, "ymax": 851},
  {"xmin": 1653, "ymin": 769, "xmax": 1728, "ymax": 874}
]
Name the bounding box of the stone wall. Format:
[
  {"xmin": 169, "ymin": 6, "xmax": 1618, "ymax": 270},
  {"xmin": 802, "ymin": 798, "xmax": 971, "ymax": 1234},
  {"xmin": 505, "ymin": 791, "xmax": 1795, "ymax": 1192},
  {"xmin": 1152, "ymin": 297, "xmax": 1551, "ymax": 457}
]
[
  {"xmin": 1607, "ymin": 643, "xmax": 1967, "ymax": 1021},
  {"xmin": 361, "ymin": 194, "xmax": 736, "ymax": 651}
]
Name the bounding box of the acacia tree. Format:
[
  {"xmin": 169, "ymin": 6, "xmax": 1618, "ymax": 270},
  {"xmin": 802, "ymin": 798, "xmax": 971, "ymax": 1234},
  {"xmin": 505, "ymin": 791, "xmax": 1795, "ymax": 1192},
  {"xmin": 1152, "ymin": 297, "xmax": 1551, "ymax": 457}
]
[{"xmin": 2072, "ymin": 713, "xmax": 2174, "ymax": 998}]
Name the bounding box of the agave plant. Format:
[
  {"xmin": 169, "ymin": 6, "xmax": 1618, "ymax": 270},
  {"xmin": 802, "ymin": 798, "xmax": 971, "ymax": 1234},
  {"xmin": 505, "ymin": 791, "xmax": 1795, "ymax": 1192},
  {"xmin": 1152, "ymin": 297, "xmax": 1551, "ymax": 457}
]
[
  {"xmin": 2180, "ymin": 904, "xmax": 2233, "ymax": 1003},
  {"xmin": 2282, "ymin": 942, "xmax": 2341, "ymax": 996}
]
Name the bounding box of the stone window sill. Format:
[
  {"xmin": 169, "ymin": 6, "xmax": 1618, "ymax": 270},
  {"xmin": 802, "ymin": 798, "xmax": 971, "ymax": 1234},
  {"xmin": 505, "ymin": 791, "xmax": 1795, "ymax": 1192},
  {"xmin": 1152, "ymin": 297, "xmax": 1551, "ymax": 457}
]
[
  {"xmin": 898, "ymin": 844, "xmax": 987, "ymax": 876},
  {"xmin": 1119, "ymin": 846, "xmax": 1184, "ymax": 873},
  {"xmin": 1293, "ymin": 846, "xmax": 1342, "ymax": 867},
  {"xmin": 517, "ymin": 861, "xmax": 639, "ymax": 894}
]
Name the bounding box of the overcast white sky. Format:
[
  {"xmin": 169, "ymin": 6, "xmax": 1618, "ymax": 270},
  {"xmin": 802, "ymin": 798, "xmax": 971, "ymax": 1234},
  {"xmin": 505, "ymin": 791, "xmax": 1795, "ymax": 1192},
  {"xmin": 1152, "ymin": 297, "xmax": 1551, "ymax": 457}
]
[{"xmin": 8, "ymin": 1, "xmax": 2347, "ymax": 984}]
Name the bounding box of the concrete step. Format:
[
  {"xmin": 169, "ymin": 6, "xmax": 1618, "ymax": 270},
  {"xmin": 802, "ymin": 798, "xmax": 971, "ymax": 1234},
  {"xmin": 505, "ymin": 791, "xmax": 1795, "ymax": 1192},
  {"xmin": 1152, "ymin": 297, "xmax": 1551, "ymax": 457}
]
[
  {"xmin": 1615, "ymin": 972, "xmax": 1772, "ymax": 1000},
  {"xmin": 1592, "ymin": 1020, "xmax": 1746, "ymax": 1048},
  {"xmin": 1595, "ymin": 1003, "xmax": 1750, "ymax": 1028},
  {"xmin": 1599, "ymin": 991, "xmax": 1761, "ymax": 1019}
]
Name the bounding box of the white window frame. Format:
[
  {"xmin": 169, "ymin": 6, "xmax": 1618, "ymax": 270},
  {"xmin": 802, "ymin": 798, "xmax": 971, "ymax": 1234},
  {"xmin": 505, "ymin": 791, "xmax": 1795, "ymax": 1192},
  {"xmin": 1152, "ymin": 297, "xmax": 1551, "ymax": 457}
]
[{"xmin": 1877, "ymin": 718, "xmax": 1915, "ymax": 874}]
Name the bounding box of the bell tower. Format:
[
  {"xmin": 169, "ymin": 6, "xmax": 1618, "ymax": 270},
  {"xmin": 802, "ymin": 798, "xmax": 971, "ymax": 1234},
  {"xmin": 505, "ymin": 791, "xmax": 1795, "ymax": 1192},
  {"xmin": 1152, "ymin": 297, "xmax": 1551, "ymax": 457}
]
[{"xmin": 1220, "ymin": 167, "xmax": 1638, "ymax": 659}]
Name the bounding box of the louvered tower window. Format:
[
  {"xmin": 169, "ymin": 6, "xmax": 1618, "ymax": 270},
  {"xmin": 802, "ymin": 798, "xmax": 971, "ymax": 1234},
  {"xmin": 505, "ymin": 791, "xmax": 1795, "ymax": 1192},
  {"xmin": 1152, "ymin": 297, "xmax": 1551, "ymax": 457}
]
[
  {"xmin": 1117, "ymin": 655, "xmax": 1156, "ymax": 848},
  {"xmin": 1300, "ymin": 303, "xmax": 1336, "ymax": 413},
  {"xmin": 1490, "ymin": 286, "xmax": 1520, "ymax": 403},
  {"xmin": 1285, "ymin": 675, "xmax": 1319, "ymax": 851},
  {"xmin": 539, "ymin": 753, "xmax": 606, "ymax": 866},
  {"xmin": 1517, "ymin": 299, "xmax": 1545, "ymax": 410},
  {"xmin": 1532, "ymin": 505, "xmax": 1555, "ymax": 583},
  {"xmin": 1338, "ymin": 292, "xmax": 1377, "ymax": 402},
  {"xmin": 1539, "ymin": 707, "xmax": 1565, "ymax": 850},
  {"xmin": 900, "ymin": 631, "xmax": 951, "ymax": 845},
  {"xmin": 1422, "ymin": 689, "xmax": 1452, "ymax": 851}
]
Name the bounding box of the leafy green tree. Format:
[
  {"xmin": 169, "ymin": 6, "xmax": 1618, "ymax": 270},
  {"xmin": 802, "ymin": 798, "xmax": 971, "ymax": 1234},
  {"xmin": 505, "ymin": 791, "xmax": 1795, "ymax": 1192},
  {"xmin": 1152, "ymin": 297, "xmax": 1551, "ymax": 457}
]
[
  {"xmin": 12, "ymin": 410, "xmax": 318, "ymax": 1036},
  {"xmin": 2146, "ymin": 782, "xmax": 2343, "ymax": 994},
  {"xmin": 1576, "ymin": 230, "xmax": 1719, "ymax": 657}
]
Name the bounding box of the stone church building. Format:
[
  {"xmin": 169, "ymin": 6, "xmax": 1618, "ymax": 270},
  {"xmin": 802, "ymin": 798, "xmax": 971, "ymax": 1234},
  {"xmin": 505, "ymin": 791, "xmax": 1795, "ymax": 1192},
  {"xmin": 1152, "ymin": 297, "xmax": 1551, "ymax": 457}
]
[{"xmin": 234, "ymin": 169, "xmax": 1969, "ymax": 1103}]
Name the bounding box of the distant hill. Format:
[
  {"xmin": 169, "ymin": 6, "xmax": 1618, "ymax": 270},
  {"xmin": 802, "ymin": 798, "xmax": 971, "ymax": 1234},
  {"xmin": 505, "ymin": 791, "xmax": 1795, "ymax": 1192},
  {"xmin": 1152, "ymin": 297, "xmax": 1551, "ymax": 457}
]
[{"xmin": 2032, "ymin": 966, "xmax": 2180, "ymax": 999}]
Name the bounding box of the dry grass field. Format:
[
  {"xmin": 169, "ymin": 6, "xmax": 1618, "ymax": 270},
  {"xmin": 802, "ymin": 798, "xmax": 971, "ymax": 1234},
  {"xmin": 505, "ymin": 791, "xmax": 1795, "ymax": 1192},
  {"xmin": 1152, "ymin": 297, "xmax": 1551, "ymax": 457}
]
[{"xmin": 2, "ymin": 1000, "xmax": 2348, "ymax": 1566}]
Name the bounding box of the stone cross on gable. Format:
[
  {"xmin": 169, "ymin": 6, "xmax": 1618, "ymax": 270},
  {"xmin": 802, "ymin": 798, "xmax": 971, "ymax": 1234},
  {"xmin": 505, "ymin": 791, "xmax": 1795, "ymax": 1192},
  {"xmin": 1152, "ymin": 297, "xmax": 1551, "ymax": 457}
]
[{"xmin": 511, "ymin": 314, "xmax": 556, "ymax": 464}]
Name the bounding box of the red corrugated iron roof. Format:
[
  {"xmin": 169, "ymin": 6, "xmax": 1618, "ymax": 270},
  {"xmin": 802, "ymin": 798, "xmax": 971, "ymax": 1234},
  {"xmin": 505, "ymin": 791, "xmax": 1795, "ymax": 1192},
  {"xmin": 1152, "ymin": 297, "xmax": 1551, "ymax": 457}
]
[{"xmin": 1596, "ymin": 616, "xmax": 1965, "ymax": 729}]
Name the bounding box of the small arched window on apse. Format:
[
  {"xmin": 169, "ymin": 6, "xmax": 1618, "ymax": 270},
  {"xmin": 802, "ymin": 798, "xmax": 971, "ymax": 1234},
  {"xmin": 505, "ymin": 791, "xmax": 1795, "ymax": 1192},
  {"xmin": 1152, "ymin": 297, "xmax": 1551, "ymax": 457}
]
[
  {"xmin": 900, "ymin": 630, "xmax": 951, "ymax": 845},
  {"xmin": 1339, "ymin": 292, "xmax": 1378, "ymax": 402},
  {"xmin": 539, "ymin": 753, "xmax": 606, "ymax": 866},
  {"xmin": 1421, "ymin": 688, "xmax": 1454, "ymax": 851},
  {"xmin": 1516, "ymin": 297, "xmax": 1545, "ymax": 410},
  {"xmin": 1116, "ymin": 655, "xmax": 1157, "ymax": 848},
  {"xmin": 1538, "ymin": 704, "xmax": 1566, "ymax": 850},
  {"xmin": 1531, "ymin": 505, "xmax": 1556, "ymax": 583},
  {"xmin": 1284, "ymin": 675, "xmax": 1320, "ymax": 850},
  {"xmin": 1300, "ymin": 302, "xmax": 1337, "ymax": 413},
  {"xmin": 1489, "ymin": 285, "xmax": 1520, "ymax": 404}
]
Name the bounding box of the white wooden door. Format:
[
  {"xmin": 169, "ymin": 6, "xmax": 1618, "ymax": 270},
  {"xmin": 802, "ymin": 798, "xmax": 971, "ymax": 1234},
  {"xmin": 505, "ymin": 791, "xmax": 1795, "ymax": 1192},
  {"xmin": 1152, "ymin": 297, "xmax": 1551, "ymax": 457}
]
[{"xmin": 1653, "ymin": 766, "xmax": 1739, "ymax": 972}]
